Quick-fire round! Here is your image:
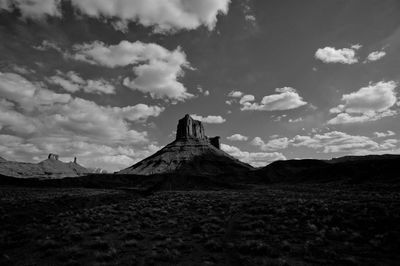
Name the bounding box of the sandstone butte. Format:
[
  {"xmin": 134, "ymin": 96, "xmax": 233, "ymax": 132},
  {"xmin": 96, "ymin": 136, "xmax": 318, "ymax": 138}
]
[
  {"xmin": 0, "ymin": 153, "xmax": 90, "ymax": 179},
  {"xmin": 118, "ymin": 114, "xmax": 253, "ymax": 175}
]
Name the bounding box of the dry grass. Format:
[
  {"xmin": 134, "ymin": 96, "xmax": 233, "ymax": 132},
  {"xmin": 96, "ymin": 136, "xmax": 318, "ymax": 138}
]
[{"xmin": 0, "ymin": 184, "xmax": 399, "ymax": 265}]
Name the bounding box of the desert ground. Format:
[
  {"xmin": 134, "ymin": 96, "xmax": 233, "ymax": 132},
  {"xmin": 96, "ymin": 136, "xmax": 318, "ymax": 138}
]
[{"xmin": 1, "ymin": 184, "xmax": 399, "ymax": 266}]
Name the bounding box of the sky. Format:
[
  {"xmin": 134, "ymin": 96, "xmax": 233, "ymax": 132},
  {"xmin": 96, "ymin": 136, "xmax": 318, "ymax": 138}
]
[{"xmin": 0, "ymin": 0, "xmax": 400, "ymax": 172}]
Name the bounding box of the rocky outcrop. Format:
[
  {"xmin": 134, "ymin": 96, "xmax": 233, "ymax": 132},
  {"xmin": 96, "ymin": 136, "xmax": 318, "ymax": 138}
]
[
  {"xmin": 0, "ymin": 155, "xmax": 91, "ymax": 179},
  {"xmin": 176, "ymin": 114, "xmax": 206, "ymax": 140},
  {"xmin": 48, "ymin": 154, "xmax": 59, "ymax": 160},
  {"xmin": 118, "ymin": 114, "xmax": 252, "ymax": 175},
  {"xmin": 176, "ymin": 114, "xmax": 221, "ymax": 149},
  {"xmin": 209, "ymin": 136, "xmax": 220, "ymax": 149}
]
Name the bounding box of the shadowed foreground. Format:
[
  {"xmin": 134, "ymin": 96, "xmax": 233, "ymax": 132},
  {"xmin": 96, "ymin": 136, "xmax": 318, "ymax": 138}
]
[{"xmin": 1, "ymin": 184, "xmax": 399, "ymax": 265}]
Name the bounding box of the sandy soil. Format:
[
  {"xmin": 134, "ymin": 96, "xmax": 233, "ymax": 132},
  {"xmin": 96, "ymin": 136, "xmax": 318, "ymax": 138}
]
[{"xmin": 1, "ymin": 184, "xmax": 399, "ymax": 265}]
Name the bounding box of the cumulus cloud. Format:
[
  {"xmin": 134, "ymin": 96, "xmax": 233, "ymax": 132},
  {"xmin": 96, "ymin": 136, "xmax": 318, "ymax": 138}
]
[
  {"xmin": 366, "ymin": 50, "xmax": 386, "ymax": 62},
  {"xmin": 33, "ymin": 40, "xmax": 62, "ymax": 52},
  {"xmin": 374, "ymin": 130, "xmax": 396, "ymax": 138},
  {"xmin": 251, "ymin": 136, "xmax": 290, "ymax": 151},
  {"xmin": 0, "ymin": 72, "xmax": 164, "ymax": 171},
  {"xmin": 292, "ymin": 131, "xmax": 397, "ymax": 154},
  {"xmin": 221, "ymin": 143, "xmax": 286, "ymax": 167},
  {"xmin": 240, "ymin": 87, "xmax": 307, "ymax": 111},
  {"xmin": 47, "ymin": 71, "xmax": 116, "ymax": 94},
  {"xmin": 70, "ymin": 41, "xmax": 193, "ymax": 101},
  {"xmin": 327, "ymin": 81, "xmax": 398, "ymax": 124},
  {"xmin": 1, "ymin": 0, "xmax": 231, "ymax": 32},
  {"xmin": 247, "ymin": 130, "xmax": 399, "ymax": 156},
  {"xmin": 327, "ymin": 111, "xmax": 396, "ymax": 125},
  {"xmin": 69, "ymin": 0, "xmax": 230, "ymax": 32},
  {"xmin": 228, "ymin": 90, "xmax": 244, "ymax": 98},
  {"xmin": 0, "ymin": 72, "xmax": 71, "ymax": 111},
  {"xmin": 191, "ymin": 114, "xmax": 226, "ymax": 124},
  {"xmin": 315, "ymin": 45, "xmax": 360, "ymax": 64},
  {"xmin": 227, "ymin": 134, "xmax": 248, "ymax": 141},
  {"xmin": 239, "ymin": 94, "xmax": 255, "ymax": 104},
  {"xmin": 0, "ymin": 0, "xmax": 61, "ymax": 20}
]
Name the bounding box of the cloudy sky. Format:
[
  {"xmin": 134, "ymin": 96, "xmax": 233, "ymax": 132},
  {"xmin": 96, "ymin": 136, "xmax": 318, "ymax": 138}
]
[{"xmin": 0, "ymin": 0, "xmax": 400, "ymax": 171}]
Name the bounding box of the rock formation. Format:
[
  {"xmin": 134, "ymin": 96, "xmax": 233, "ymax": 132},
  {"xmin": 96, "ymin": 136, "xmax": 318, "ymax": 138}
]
[
  {"xmin": 0, "ymin": 154, "xmax": 91, "ymax": 179},
  {"xmin": 118, "ymin": 114, "xmax": 253, "ymax": 175},
  {"xmin": 48, "ymin": 153, "xmax": 59, "ymax": 160},
  {"xmin": 209, "ymin": 136, "xmax": 220, "ymax": 149},
  {"xmin": 176, "ymin": 114, "xmax": 206, "ymax": 139}
]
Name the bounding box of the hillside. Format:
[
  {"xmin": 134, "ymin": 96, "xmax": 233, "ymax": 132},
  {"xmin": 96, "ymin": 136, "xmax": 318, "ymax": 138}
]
[{"xmin": 252, "ymin": 154, "xmax": 400, "ymax": 183}]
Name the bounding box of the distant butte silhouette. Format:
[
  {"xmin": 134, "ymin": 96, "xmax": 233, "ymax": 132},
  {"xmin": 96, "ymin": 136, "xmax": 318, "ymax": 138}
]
[
  {"xmin": 118, "ymin": 114, "xmax": 253, "ymax": 175},
  {"xmin": 0, "ymin": 154, "xmax": 90, "ymax": 178}
]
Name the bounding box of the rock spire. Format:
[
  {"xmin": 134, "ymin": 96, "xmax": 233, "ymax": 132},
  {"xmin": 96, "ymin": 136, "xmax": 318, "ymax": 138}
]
[{"xmin": 176, "ymin": 114, "xmax": 206, "ymax": 140}]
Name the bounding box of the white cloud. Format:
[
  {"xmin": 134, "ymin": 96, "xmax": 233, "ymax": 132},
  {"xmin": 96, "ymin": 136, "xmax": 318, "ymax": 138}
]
[
  {"xmin": 72, "ymin": 41, "xmax": 169, "ymax": 67},
  {"xmin": 0, "ymin": 72, "xmax": 71, "ymax": 111},
  {"xmin": 0, "ymin": 104, "xmax": 37, "ymax": 135},
  {"xmin": 71, "ymin": 41, "xmax": 193, "ymax": 101},
  {"xmin": 191, "ymin": 114, "xmax": 226, "ymax": 124},
  {"xmin": 221, "ymin": 143, "xmax": 286, "ymax": 167},
  {"xmin": 247, "ymin": 130, "xmax": 399, "ymax": 156},
  {"xmin": 112, "ymin": 104, "xmax": 164, "ymax": 122},
  {"xmin": 239, "ymin": 94, "xmax": 255, "ymax": 104},
  {"xmin": 328, "ymin": 81, "xmax": 398, "ymax": 124},
  {"xmin": 292, "ymin": 131, "xmax": 397, "ymax": 154},
  {"xmin": 327, "ymin": 110, "xmax": 397, "ymax": 125},
  {"xmin": 0, "ymin": 0, "xmax": 61, "ymax": 20},
  {"xmin": 47, "ymin": 71, "xmax": 116, "ymax": 94},
  {"xmin": 10, "ymin": 64, "xmax": 34, "ymax": 75},
  {"xmin": 315, "ymin": 45, "xmax": 359, "ymax": 64},
  {"xmin": 228, "ymin": 90, "xmax": 244, "ymax": 98},
  {"xmin": 374, "ymin": 131, "xmax": 396, "ymax": 138},
  {"xmin": 69, "ymin": 0, "xmax": 230, "ymax": 32},
  {"xmin": 48, "ymin": 75, "xmax": 80, "ymax": 93},
  {"xmin": 251, "ymin": 136, "xmax": 290, "ymax": 151},
  {"xmin": 227, "ymin": 134, "xmax": 248, "ymax": 141},
  {"xmin": 241, "ymin": 87, "xmax": 307, "ymax": 111},
  {"xmin": 366, "ymin": 50, "xmax": 386, "ymax": 62},
  {"xmin": 33, "ymin": 40, "xmax": 62, "ymax": 52},
  {"xmin": 288, "ymin": 117, "xmax": 303, "ymax": 123},
  {"xmin": 351, "ymin": 44, "xmax": 362, "ymax": 50},
  {"xmin": 83, "ymin": 79, "xmax": 116, "ymax": 94},
  {"xmin": 0, "ymin": 72, "xmax": 165, "ymax": 171},
  {"xmin": 1, "ymin": 0, "xmax": 231, "ymax": 32}
]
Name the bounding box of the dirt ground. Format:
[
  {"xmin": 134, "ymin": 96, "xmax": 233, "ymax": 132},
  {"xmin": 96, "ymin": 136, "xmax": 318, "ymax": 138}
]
[{"xmin": 1, "ymin": 184, "xmax": 399, "ymax": 265}]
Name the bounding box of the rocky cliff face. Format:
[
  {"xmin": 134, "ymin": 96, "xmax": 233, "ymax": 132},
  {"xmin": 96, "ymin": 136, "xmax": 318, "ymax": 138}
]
[
  {"xmin": 176, "ymin": 114, "xmax": 206, "ymax": 140},
  {"xmin": 118, "ymin": 114, "xmax": 252, "ymax": 175},
  {"xmin": 176, "ymin": 114, "xmax": 220, "ymax": 149}
]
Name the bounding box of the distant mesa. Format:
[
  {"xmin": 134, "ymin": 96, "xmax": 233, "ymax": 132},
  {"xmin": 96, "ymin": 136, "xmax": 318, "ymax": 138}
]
[
  {"xmin": 0, "ymin": 153, "xmax": 91, "ymax": 179},
  {"xmin": 118, "ymin": 114, "xmax": 253, "ymax": 175}
]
